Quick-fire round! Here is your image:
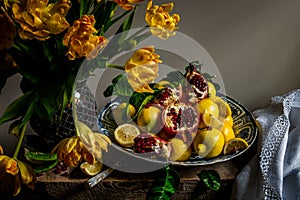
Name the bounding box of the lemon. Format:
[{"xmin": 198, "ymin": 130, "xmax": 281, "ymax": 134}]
[
  {"xmin": 220, "ymin": 124, "xmax": 235, "ymax": 143},
  {"xmin": 223, "ymin": 138, "xmax": 249, "ymax": 155},
  {"xmin": 223, "ymin": 115, "xmax": 234, "ymax": 127},
  {"xmin": 114, "ymin": 123, "xmax": 140, "ymax": 147},
  {"xmin": 212, "ymin": 96, "xmax": 232, "ymax": 117},
  {"xmin": 137, "ymin": 106, "xmax": 162, "ymax": 133},
  {"xmin": 207, "ymin": 82, "xmax": 217, "ymax": 97},
  {"xmin": 193, "ymin": 128, "xmax": 224, "ymax": 159},
  {"xmin": 80, "ymin": 161, "xmax": 103, "ymax": 176},
  {"xmin": 202, "ymin": 111, "xmax": 223, "ymax": 129},
  {"xmin": 113, "ymin": 103, "xmax": 136, "ymax": 125},
  {"xmin": 153, "ymin": 81, "xmax": 171, "ymax": 90},
  {"xmin": 198, "ymin": 98, "xmax": 219, "ymax": 118},
  {"xmin": 169, "ymin": 138, "xmax": 192, "ymax": 162}
]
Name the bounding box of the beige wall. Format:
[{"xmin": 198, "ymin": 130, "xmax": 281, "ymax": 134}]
[{"xmin": 1, "ymin": 0, "xmax": 300, "ymax": 154}]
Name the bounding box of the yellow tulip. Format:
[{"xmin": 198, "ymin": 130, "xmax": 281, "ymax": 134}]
[
  {"xmin": 0, "ymin": 10, "xmax": 16, "ymax": 50},
  {"xmin": 12, "ymin": 0, "xmax": 71, "ymax": 41},
  {"xmin": 52, "ymin": 128, "xmax": 111, "ymax": 167},
  {"xmin": 145, "ymin": 0, "xmax": 180, "ymax": 39},
  {"xmin": 124, "ymin": 46, "xmax": 162, "ymax": 93},
  {"xmin": 0, "ymin": 147, "xmax": 36, "ymax": 196},
  {"xmin": 114, "ymin": 0, "xmax": 145, "ymax": 10},
  {"xmin": 63, "ymin": 15, "xmax": 108, "ymax": 60}
]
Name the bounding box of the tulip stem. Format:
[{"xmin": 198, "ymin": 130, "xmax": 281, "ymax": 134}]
[
  {"xmin": 107, "ymin": 64, "xmax": 125, "ymax": 70},
  {"xmin": 13, "ymin": 122, "xmax": 28, "ymax": 159}
]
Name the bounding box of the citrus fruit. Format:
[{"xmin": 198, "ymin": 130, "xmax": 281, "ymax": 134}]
[
  {"xmin": 114, "ymin": 123, "xmax": 140, "ymax": 147},
  {"xmin": 207, "ymin": 82, "xmax": 217, "ymax": 97},
  {"xmin": 80, "ymin": 160, "xmax": 103, "ymax": 176},
  {"xmin": 197, "ymin": 99, "xmax": 219, "ymax": 118},
  {"xmin": 223, "ymin": 115, "xmax": 234, "ymax": 127},
  {"xmin": 113, "ymin": 103, "xmax": 136, "ymax": 124},
  {"xmin": 212, "ymin": 96, "xmax": 232, "ymax": 117},
  {"xmin": 223, "ymin": 138, "xmax": 249, "ymax": 155},
  {"xmin": 153, "ymin": 80, "xmax": 172, "ymax": 90},
  {"xmin": 220, "ymin": 124, "xmax": 235, "ymax": 142},
  {"xmin": 202, "ymin": 111, "xmax": 223, "ymax": 129},
  {"xmin": 169, "ymin": 138, "xmax": 192, "ymax": 162},
  {"xmin": 137, "ymin": 106, "xmax": 162, "ymax": 133},
  {"xmin": 193, "ymin": 128, "xmax": 224, "ymax": 159}
]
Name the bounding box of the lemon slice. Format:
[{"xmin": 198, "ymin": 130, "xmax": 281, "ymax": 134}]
[
  {"xmin": 80, "ymin": 161, "xmax": 103, "ymax": 176},
  {"xmin": 223, "ymin": 138, "xmax": 249, "ymax": 155},
  {"xmin": 114, "ymin": 123, "xmax": 140, "ymax": 147}
]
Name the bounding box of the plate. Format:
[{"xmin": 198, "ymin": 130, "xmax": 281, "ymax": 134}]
[{"xmin": 98, "ymin": 93, "xmax": 258, "ymax": 166}]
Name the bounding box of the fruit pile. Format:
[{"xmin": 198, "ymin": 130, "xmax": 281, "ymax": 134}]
[{"xmin": 112, "ymin": 64, "xmax": 248, "ymax": 162}]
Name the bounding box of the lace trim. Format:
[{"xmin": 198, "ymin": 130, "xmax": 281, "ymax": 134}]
[{"xmin": 260, "ymin": 90, "xmax": 300, "ymax": 199}]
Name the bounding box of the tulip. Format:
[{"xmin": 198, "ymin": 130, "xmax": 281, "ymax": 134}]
[
  {"xmin": 145, "ymin": 0, "xmax": 180, "ymax": 39},
  {"xmin": 0, "ymin": 146, "xmax": 36, "ymax": 196},
  {"xmin": 0, "ymin": 10, "xmax": 16, "ymax": 50},
  {"xmin": 12, "ymin": 0, "xmax": 71, "ymax": 41},
  {"xmin": 114, "ymin": 0, "xmax": 145, "ymax": 10},
  {"xmin": 124, "ymin": 46, "xmax": 161, "ymax": 93},
  {"xmin": 63, "ymin": 15, "xmax": 108, "ymax": 60},
  {"xmin": 52, "ymin": 120, "xmax": 111, "ymax": 167}
]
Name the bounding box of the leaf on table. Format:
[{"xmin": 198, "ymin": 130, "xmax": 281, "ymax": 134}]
[
  {"xmin": 147, "ymin": 166, "xmax": 180, "ymax": 200},
  {"xmin": 198, "ymin": 170, "xmax": 221, "ymax": 191}
]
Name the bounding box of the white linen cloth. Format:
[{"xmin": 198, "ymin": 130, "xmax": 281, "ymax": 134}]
[{"xmin": 231, "ymin": 89, "xmax": 300, "ymax": 200}]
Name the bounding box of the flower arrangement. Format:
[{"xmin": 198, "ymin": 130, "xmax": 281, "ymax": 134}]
[{"xmin": 0, "ymin": 0, "xmax": 180, "ymax": 197}]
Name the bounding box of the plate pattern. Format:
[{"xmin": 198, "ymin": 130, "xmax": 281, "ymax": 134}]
[{"xmin": 98, "ymin": 94, "xmax": 258, "ymax": 166}]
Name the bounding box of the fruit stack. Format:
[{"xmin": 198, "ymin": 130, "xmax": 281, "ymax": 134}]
[{"xmin": 112, "ymin": 64, "xmax": 248, "ymax": 162}]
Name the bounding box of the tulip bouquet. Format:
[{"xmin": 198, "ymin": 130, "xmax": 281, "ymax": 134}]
[{"xmin": 0, "ymin": 0, "xmax": 180, "ymax": 197}]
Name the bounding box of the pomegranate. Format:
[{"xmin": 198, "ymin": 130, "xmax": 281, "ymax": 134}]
[
  {"xmin": 133, "ymin": 133, "xmax": 170, "ymax": 158},
  {"xmin": 162, "ymin": 103, "xmax": 199, "ymax": 141},
  {"xmin": 153, "ymin": 85, "xmax": 182, "ymax": 108},
  {"xmin": 184, "ymin": 63, "xmax": 209, "ymax": 102}
]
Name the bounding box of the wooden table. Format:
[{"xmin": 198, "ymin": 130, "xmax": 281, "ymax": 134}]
[{"xmin": 15, "ymin": 144, "xmax": 256, "ymax": 200}]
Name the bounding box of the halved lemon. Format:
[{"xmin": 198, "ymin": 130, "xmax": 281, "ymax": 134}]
[
  {"xmin": 80, "ymin": 160, "xmax": 103, "ymax": 176},
  {"xmin": 223, "ymin": 138, "xmax": 249, "ymax": 155},
  {"xmin": 114, "ymin": 123, "xmax": 140, "ymax": 147}
]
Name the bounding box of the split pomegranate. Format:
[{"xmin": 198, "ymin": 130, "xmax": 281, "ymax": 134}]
[
  {"xmin": 162, "ymin": 103, "xmax": 199, "ymax": 140},
  {"xmin": 153, "ymin": 85, "xmax": 182, "ymax": 108},
  {"xmin": 184, "ymin": 63, "xmax": 209, "ymax": 102},
  {"xmin": 133, "ymin": 133, "xmax": 170, "ymax": 157}
]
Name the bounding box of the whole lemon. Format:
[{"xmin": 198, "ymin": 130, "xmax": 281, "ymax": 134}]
[
  {"xmin": 220, "ymin": 124, "xmax": 235, "ymax": 143},
  {"xmin": 207, "ymin": 82, "xmax": 217, "ymax": 97},
  {"xmin": 193, "ymin": 128, "xmax": 224, "ymax": 159},
  {"xmin": 113, "ymin": 103, "xmax": 136, "ymax": 125},
  {"xmin": 197, "ymin": 98, "xmax": 219, "ymax": 118},
  {"xmin": 169, "ymin": 138, "xmax": 192, "ymax": 162},
  {"xmin": 137, "ymin": 106, "xmax": 162, "ymax": 133}
]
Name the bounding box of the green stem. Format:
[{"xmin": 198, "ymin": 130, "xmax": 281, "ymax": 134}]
[
  {"xmin": 13, "ymin": 122, "xmax": 28, "ymax": 159},
  {"xmin": 107, "ymin": 64, "xmax": 125, "ymax": 70}
]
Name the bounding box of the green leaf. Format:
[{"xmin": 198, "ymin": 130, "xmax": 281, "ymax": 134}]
[
  {"xmin": 103, "ymin": 85, "xmax": 115, "ymax": 97},
  {"xmin": 102, "ymin": 9, "xmax": 132, "ymax": 33},
  {"xmin": 103, "ymin": 74, "xmax": 133, "ymax": 98},
  {"xmin": 116, "ymin": 8, "xmax": 135, "ymax": 35},
  {"xmin": 130, "ymin": 93, "xmax": 154, "ymax": 120},
  {"xmin": 147, "ymin": 166, "xmax": 180, "ymax": 200},
  {"xmin": 198, "ymin": 170, "xmax": 221, "ymax": 191},
  {"xmin": 20, "ymin": 94, "xmax": 38, "ymax": 127},
  {"xmin": 0, "ymin": 90, "xmax": 34, "ymax": 125}
]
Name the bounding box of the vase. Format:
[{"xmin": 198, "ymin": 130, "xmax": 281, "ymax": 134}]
[{"xmin": 26, "ymin": 80, "xmax": 98, "ymax": 152}]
